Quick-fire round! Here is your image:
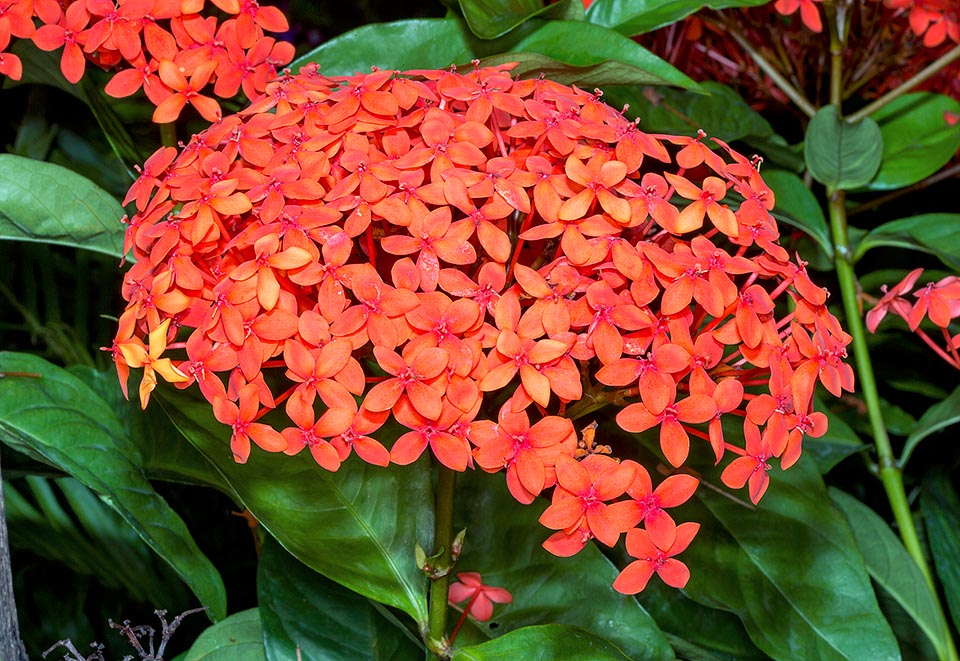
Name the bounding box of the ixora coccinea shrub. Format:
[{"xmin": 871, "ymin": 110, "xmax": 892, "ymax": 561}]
[{"xmin": 110, "ymin": 62, "xmax": 852, "ymax": 596}]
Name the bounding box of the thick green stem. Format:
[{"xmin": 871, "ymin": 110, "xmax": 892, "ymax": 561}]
[
  {"xmin": 427, "ymin": 465, "xmax": 457, "ymax": 660},
  {"xmin": 829, "ymin": 189, "xmax": 957, "ymax": 661}
]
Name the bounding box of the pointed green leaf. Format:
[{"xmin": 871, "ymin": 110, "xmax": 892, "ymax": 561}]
[
  {"xmin": 0, "ymin": 352, "xmax": 226, "ymax": 620},
  {"xmin": 685, "ymin": 456, "xmax": 899, "ymax": 660},
  {"xmin": 804, "ymin": 105, "xmax": 883, "ymax": 190},
  {"xmin": 805, "ymin": 403, "xmax": 865, "ymax": 473},
  {"xmin": 921, "ymin": 469, "xmax": 960, "ymax": 632},
  {"xmin": 901, "ymin": 383, "xmax": 960, "ymax": 466},
  {"xmin": 829, "ymin": 488, "xmax": 951, "ymax": 659},
  {"xmin": 158, "ymin": 388, "xmax": 431, "ymax": 626},
  {"xmin": 458, "ymin": 0, "xmax": 583, "ymax": 39},
  {"xmin": 487, "ymin": 21, "xmax": 699, "ymax": 89},
  {"xmin": 0, "ymin": 154, "xmax": 125, "ymax": 257},
  {"xmin": 854, "ymin": 213, "xmax": 960, "ymax": 271},
  {"xmin": 762, "ymin": 168, "xmax": 832, "ymax": 257},
  {"xmin": 867, "ymin": 92, "xmax": 960, "ymax": 191},
  {"xmin": 258, "ymin": 535, "xmax": 423, "ymax": 661},
  {"xmin": 452, "ymin": 471, "xmax": 673, "ymax": 660},
  {"xmin": 184, "ymin": 609, "xmax": 266, "ymax": 661},
  {"xmin": 453, "ymin": 624, "xmax": 631, "ymax": 660},
  {"xmin": 586, "ymin": 0, "xmax": 770, "ymax": 36}
]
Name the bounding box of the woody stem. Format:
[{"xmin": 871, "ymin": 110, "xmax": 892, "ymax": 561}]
[{"xmin": 427, "ymin": 464, "xmax": 457, "ymax": 660}]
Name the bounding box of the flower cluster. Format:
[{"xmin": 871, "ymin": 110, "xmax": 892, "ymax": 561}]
[
  {"xmin": 0, "ymin": 0, "xmax": 293, "ymax": 122},
  {"xmin": 111, "ymin": 63, "xmax": 852, "ymax": 593},
  {"xmin": 867, "ymin": 269, "xmax": 960, "ymax": 369}
]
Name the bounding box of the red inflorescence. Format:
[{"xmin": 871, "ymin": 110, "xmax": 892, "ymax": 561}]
[
  {"xmin": 0, "ymin": 0, "xmax": 294, "ymax": 122},
  {"xmin": 111, "ymin": 63, "xmax": 853, "ymax": 593}
]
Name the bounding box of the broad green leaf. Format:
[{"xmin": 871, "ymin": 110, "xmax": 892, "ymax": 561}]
[
  {"xmin": 830, "ymin": 488, "xmax": 951, "ymax": 659},
  {"xmin": 0, "ymin": 154, "xmax": 125, "ymax": 258},
  {"xmin": 159, "ymin": 388, "xmax": 432, "ymax": 627},
  {"xmin": 854, "ymin": 214, "xmax": 960, "ymax": 271},
  {"xmin": 764, "ymin": 168, "xmax": 832, "ymax": 257},
  {"xmin": 901, "ymin": 383, "xmax": 960, "ymax": 466},
  {"xmin": 805, "ymin": 403, "xmax": 865, "ymax": 473},
  {"xmin": 184, "ymin": 609, "xmax": 265, "ymax": 661},
  {"xmin": 867, "ymin": 92, "xmax": 960, "ymax": 191},
  {"xmin": 452, "ymin": 471, "xmax": 673, "ymax": 660},
  {"xmin": 487, "ymin": 21, "xmax": 699, "ymax": 89},
  {"xmin": 458, "ymin": 0, "xmax": 583, "ymax": 39},
  {"xmin": 921, "ymin": 469, "xmax": 960, "ymax": 633},
  {"xmin": 453, "ymin": 624, "xmax": 631, "ymax": 660},
  {"xmin": 291, "ymin": 19, "xmax": 481, "ymax": 75},
  {"xmin": 804, "ymin": 105, "xmax": 883, "ymax": 190},
  {"xmin": 608, "ymin": 81, "xmax": 773, "ymax": 141},
  {"xmin": 685, "ymin": 455, "xmax": 899, "ymax": 660},
  {"xmin": 0, "ymin": 352, "xmax": 226, "ymax": 620},
  {"xmin": 586, "ymin": 0, "xmax": 769, "ymax": 35},
  {"xmin": 258, "ymin": 535, "xmax": 423, "ymax": 661},
  {"xmin": 635, "ymin": 580, "xmax": 767, "ymax": 660}
]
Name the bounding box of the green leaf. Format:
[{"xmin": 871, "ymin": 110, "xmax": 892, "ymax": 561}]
[
  {"xmin": 258, "ymin": 535, "xmax": 422, "ymax": 661},
  {"xmin": 855, "ymin": 213, "xmax": 960, "ymax": 271},
  {"xmin": 901, "ymin": 383, "xmax": 960, "ymax": 466},
  {"xmin": 0, "ymin": 154, "xmax": 125, "ymax": 258},
  {"xmin": 585, "ymin": 0, "xmax": 770, "ymax": 35},
  {"xmin": 291, "ymin": 19, "xmax": 481, "ymax": 75},
  {"xmin": 0, "ymin": 352, "xmax": 226, "ymax": 620},
  {"xmin": 184, "ymin": 609, "xmax": 266, "ymax": 661},
  {"xmin": 685, "ymin": 456, "xmax": 899, "ymax": 660},
  {"xmin": 920, "ymin": 469, "xmax": 960, "ymax": 632},
  {"xmin": 458, "ymin": 0, "xmax": 583, "ymax": 39},
  {"xmin": 453, "ymin": 624, "xmax": 631, "ymax": 660},
  {"xmin": 867, "ymin": 92, "xmax": 960, "ymax": 191},
  {"xmin": 453, "ymin": 471, "xmax": 673, "ymax": 660},
  {"xmin": 764, "ymin": 168, "xmax": 832, "ymax": 257},
  {"xmin": 829, "ymin": 488, "xmax": 951, "ymax": 659},
  {"xmin": 805, "ymin": 403, "xmax": 865, "ymax": 473},
  {"xmin": 158, "ymin": 388, "xmax": 431, "ymax": 627},
  {"xmin": 605, "ymin": 81, "xmax": 774, "ymax": 142},
  {"xmin": 485, "ymin": 21, "xmax": 699, "ymax": 89},
  {"xmin": 804, "ymin": 105, "xmax": 883, "ymax": 190}
]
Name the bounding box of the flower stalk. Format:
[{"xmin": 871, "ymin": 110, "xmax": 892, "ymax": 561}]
[{"xmin": 427, "ymin": 464, "xmax": 457, "ymax": 660}]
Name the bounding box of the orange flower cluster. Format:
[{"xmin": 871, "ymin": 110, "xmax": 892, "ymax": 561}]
[
  {"xmin": 867, "ymin": 269, "xmax": 960, "ymax": 369},
  {"xmin": 111, "ymin": 63, "xmax": 852, "ymax": 593},
  {"xmin": 0, "ymin": 0, "xmax": 293, "ymax": 122}
]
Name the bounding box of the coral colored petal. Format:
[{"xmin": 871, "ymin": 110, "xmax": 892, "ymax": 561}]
[
  {"xmin": 538, "ymin": 494, "xmax": 585, "ymax": 530},
  {"xmin": 613, "ymin": 560, "xmax": 655, "ymax": 595},
  {"xmin": 390, "ymin": 431, "xmax": 428, "ymax": 465},
  {"xmin": 657, "ymin": 558, "xmax": 691, "ymax": 588}
]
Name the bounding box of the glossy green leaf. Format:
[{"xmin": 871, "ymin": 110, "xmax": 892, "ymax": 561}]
[
  {"xmin": 452, "ymin": 471, "xmax": 673, "ymax": 660},
  {"xmin": 586, "ymin": 0, "xmax": 769, "ymax": 35},
  {"xmin": 764, "ymin": 168, "xmax": 832, "ymax": 257},
  {"xmin": 291, "ymin": 19, "xmax": 480, "ymax": 75},
  {"xmin": 921, "ymin": 469, "xmax": 960, "ymax": 632},
  {"xmin": 184, "ymin": 609, "xmax": 265, "ymax": 661},
  {"xmin": 486, "ymin": 21, "xmax": 699, "ymax": 89},
  {"xmin": 458, "ymin": 0, "xmax": 583, "ymax": 39},
  {"xmin": 804, "ymin": 105, "xmax": 883, "ymax": 190},
  {"xmin": 159, "ymin": 388, "xmax": 432, "ymax": 627},
  {"xmin": 608, "ymin": 81, "xmax": 773, "ymax": 141},
  {"xmin": 258, "ymin": 535, "xmax": 422, "ymax": 661},
  {"xmin": 829, "ymin": 488, "xmax": 951, "ymax": 659},
  {"xmin": 684, "ymin": 456, "xmax": 899, "ymax": 660},
  {"xmin": 854, "ymin": 213, "xmax": 960, "ymax": 271},
  {"xmin": 0, "ymin": 154, "xmax": 125, "ymax": 258},
  {"xmin": 453, "ymin": 624, "xmax": 631, "ymax": 660},
  {"xmin": 867, "ymin": 92, "xmax": 960, "ymax": 190},
  {"xmin": 805, "ymin": 403, "xmax": 865, "ymax": 473},
  {"xmin": 0, "ymin": 352, "xmax": 226, "ymax": 620},
  {"xmin": 901, "ymin": 383, "xmax": 960, "ymax": 467}
]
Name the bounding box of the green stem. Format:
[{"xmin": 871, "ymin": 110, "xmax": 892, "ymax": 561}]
[
  {"xmin": 427, "ymin": 464, "xmax": 457, "ymax": 660},
  {"xmin": 847, "ymin": 42, "xmax": 960, "ymax": 123},
  {"xmin": 829, "ymin": 186, "xmax": 958, "ymax": 661}
]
